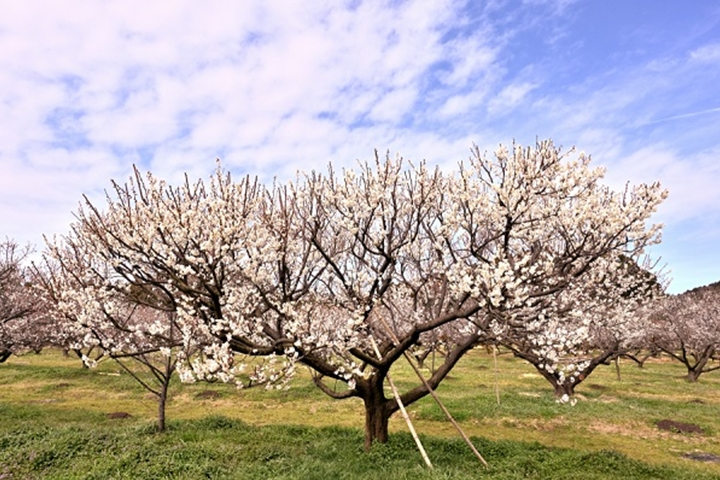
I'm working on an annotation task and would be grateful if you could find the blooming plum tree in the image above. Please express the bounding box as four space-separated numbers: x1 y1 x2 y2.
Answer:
440 141 667 399
45 138 667 445
276 159 486 448
49 158 486 448
0 240 51 362
496 257 663 397
648 282 720 382
38 238 209 432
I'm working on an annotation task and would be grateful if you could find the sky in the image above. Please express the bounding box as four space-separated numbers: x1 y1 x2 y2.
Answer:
0 0 718 294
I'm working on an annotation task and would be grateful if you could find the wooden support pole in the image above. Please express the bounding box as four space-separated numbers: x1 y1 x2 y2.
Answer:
494 344 500 406
376 319 489 467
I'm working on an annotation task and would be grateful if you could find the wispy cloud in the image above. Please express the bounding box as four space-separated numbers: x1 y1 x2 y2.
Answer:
641 107 720 125
690 42 720 63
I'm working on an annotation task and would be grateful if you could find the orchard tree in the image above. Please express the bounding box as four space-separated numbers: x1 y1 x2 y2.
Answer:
48 139 666 447
495 257 664 397
56 158 486 449
53 166 298 389
0 240 51 362
648 282 720 382
278 160 487 448
38 239 209 432
441 141 666 399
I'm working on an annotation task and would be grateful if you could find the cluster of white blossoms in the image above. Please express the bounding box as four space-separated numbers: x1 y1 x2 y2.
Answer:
37 141 666 406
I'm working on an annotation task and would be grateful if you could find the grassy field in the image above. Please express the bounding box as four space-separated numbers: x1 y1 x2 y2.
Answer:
1 349 719 479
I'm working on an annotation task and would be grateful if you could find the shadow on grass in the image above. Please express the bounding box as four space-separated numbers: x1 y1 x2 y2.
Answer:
0 415 716 480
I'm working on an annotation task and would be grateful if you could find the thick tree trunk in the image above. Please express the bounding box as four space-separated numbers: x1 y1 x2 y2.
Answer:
363 398 391 449
681 349 714 382
533 366 577 397
553 381 576 397
359 374 394 450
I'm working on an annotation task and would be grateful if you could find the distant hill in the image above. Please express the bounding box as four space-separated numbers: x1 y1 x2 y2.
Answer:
683 280 720 296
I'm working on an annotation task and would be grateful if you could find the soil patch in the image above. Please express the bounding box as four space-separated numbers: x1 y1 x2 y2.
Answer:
196 390 222 400
682 451 720 463
107 412 132 419
656 419 703 435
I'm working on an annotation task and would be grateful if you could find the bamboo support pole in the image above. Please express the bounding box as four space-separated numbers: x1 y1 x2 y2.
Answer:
494 344 500 405
377 319 489 467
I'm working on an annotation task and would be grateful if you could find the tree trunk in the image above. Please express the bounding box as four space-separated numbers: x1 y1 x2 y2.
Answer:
530 363 577 397
685 350 713 382
686 368 702 383
413 349 431 370
359 375 394 450
157 378 169 433
364 399 391 449
551 378 576 398
530 366 577 398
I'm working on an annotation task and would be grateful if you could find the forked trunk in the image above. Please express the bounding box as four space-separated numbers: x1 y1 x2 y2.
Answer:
532 364 577 398
686 368 702 383
685 352 713 382
552 381 576 398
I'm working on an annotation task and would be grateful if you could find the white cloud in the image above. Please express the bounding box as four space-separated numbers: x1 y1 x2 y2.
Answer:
521 0 578 13
690 43 720 64
440 36 498 88
487 82 537 115
601 146 720 225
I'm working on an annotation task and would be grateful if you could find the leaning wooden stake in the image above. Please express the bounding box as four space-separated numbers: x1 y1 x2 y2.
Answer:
370 337 433 470
376 320 489 467
493 344 500 405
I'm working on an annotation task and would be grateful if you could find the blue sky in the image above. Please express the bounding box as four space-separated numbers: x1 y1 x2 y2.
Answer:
1 0 718 293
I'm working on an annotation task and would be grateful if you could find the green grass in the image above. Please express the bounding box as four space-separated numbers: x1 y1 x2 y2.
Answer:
1 350 719 479
0 416 717 479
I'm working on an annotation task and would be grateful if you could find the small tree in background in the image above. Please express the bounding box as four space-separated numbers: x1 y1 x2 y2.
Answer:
648 282 720 382
0 240 53 362
496 257 664 397
38 240 209 432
